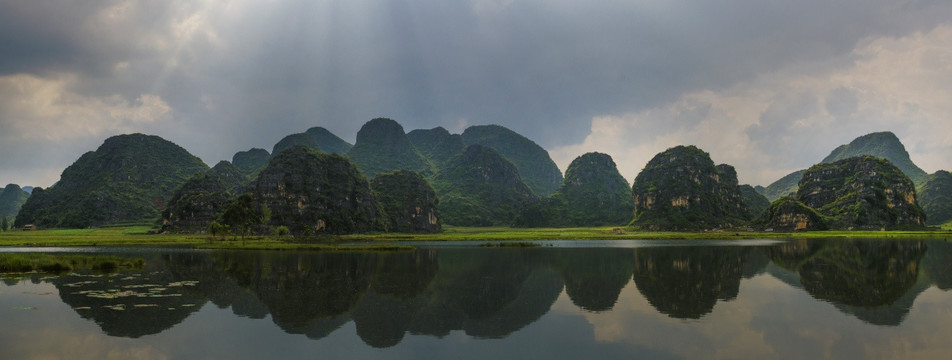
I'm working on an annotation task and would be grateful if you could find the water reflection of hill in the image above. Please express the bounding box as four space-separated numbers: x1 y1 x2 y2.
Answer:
15 238 952 346
765 239 928 326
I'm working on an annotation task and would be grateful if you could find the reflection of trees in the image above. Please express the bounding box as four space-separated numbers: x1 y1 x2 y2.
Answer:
53 253 212 338
765 239 928 326
550 248 634 312
798 240 925 307
923 241 952 290
632 246 751 319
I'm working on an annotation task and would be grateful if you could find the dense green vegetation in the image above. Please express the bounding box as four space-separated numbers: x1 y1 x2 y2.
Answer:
407 127 465 168
630 146 751 231
765 131 929 201
0 253 144 273
0 183 30 226
208 160 248 193
162 174 231 233
431 145 537 226
256 146 385 235
305 126 353 154
347 118 434 179
232 148 271 176
272 133 322 156
917 170 952 225
461 125 563 197
371 170 441 233
760 156 926 230
15 134 209 229
514 152 633 227
755 196 828 231
739 184 770 219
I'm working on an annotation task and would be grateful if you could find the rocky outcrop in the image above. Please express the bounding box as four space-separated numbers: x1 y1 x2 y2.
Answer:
758 156 926 230
630 145 751 231
461 125 563 197
798 156 925 229
209 161 247 194
162 174 230 233
346 118 434 179
432 145 537 226
371 170 441 233
16 134 208 228
514 152 633 227
755 196 827 231
254 146 384 235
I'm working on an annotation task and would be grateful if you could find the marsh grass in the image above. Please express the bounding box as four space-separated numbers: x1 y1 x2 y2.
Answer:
0 253 144 273
2 225 950 250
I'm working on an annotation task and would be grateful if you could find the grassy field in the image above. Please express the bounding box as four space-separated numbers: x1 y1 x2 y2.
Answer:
1 225 950 250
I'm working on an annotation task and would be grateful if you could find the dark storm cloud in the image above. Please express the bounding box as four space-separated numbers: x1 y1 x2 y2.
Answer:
3 0 952 187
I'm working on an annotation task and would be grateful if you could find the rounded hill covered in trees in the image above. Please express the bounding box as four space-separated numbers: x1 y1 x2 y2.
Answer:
515 152 633 227
347 118 434 179
432 145 537 226
16 134 208 228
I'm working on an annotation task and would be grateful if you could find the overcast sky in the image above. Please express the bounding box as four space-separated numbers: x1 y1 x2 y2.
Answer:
3 0 952 188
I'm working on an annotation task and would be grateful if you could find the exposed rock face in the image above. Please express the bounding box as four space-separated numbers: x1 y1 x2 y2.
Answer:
162 174 230 233
798 156 925 229
461 125 563 197
16 134 208 228
407 127 465 168
254 146 384 235
232 148 271 175
918 170 952 225
630 146 751 231
272 133 321 157
305 126 353 154
371 170 441 233
755 196 827 231
514 152 633 227
347 118 434 179
739 185 770 219
432 145 537 226
209 161 247 194
0 184 30 224
759 156 926 230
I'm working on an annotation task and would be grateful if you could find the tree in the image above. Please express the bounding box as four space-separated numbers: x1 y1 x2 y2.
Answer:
1 217 8 231
223 194 257 239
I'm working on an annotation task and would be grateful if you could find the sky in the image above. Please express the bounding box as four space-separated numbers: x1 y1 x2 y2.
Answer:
2 0 952 188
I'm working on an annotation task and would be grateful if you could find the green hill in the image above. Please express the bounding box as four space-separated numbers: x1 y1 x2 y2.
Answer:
255 146 384 234
208 161 248 194
305 126 353 154
918 170 952 226
272 133 321 157
162 174 230 233
739 184 770 219
232 148 271 176
346 118 434 179
15 134 208 228
759 156 926 230
371 170 441 233
407 127 465 168
0 184 30 227
432 145 537 226
461 125 563 197
514 152 633 227
630 145 751 231
764 131 928 201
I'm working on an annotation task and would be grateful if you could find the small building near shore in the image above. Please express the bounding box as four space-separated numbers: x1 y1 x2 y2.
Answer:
22 224 37 231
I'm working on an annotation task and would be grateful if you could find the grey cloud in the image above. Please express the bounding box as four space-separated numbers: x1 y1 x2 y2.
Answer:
4 0 952 186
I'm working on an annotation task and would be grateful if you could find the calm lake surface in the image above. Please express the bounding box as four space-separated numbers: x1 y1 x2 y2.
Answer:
2 238 952 359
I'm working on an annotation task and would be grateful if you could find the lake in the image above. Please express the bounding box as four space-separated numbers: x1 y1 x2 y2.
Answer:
2 238 951 359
